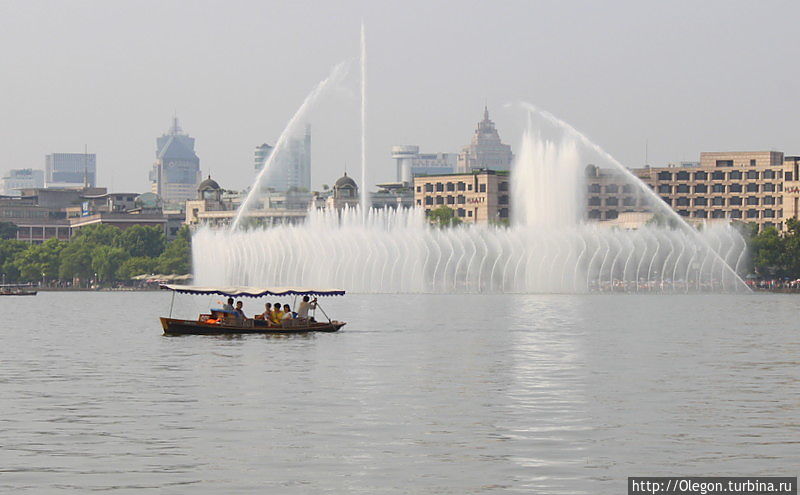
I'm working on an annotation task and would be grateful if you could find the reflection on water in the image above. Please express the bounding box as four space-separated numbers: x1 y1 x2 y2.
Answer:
1 292 798 494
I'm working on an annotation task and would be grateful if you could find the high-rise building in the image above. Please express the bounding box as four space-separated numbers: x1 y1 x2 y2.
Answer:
149 117 201 204
391 145 456 183
456 107 514 173
45 153 96 188
255 126 311 192
1 169 44 196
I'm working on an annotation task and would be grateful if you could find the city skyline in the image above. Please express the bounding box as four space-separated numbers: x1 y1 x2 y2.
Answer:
0 1 798 194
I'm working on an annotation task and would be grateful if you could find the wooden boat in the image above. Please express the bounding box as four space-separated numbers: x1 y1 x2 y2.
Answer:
0 285 37 296
159 284 347 336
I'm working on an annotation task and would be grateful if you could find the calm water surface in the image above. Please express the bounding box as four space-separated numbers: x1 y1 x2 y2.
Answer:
1 292 798 494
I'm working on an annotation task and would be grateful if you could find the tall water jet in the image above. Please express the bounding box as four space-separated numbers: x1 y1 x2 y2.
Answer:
360 21 368 218
231 62 348 230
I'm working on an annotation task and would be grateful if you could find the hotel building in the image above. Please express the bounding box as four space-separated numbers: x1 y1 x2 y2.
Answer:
413 169 509 224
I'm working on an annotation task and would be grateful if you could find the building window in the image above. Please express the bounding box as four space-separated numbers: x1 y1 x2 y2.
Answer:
416 186 422 193
456 208 465 217
763 170 775 179
623 196 635 206
435 183 444 192
746 183 759 192
678 210 690 217
446 182 455 192
661 196 672 205
694 210 708 218
424 183 433 192
468 184 473 191
712 210 726 219
676 171 690 180
763 183 775 192
435 196 444 205
589 197 601 206
712 184 725 193
446 195 455 205
764 209 775 218
676 184 689 193
676 197 690 206
416 199 422 206
730 210 742 218
622 184 633 193
694 184 708 193
499 195 509 205
605 184 618 193
750 159 757 167
729 183 742 193
694 171 708 180
763 196 775 205
747 209 759 218
747 170 759 179
606 197 618 206
499 208 509 218
499 182 509 191
588 209 601 219
729 170 742 180
457 195 465 204
467 210 473 217
786 171 794 181
479 184 486 193
589 184 601 193
425 196 433 205
658 184 671 194
606 210 619 220
716 160 733 167
729 196 742 206
746 196 759 205
658 171 672 180
693 197 707 206
712 197 724 206
712 171 725 180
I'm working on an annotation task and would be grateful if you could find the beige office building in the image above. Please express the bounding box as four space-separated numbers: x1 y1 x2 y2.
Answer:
413 170 509 224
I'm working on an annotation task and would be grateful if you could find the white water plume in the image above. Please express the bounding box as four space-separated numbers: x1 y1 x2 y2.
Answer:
232 62 349 230
360 20 368 218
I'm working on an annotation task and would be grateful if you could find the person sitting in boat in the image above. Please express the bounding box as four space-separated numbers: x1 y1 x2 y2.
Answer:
282 304 294 321
271 302 284 324
222 297 234 311
256 303 271 321
234 301 247 324
296 296 317 321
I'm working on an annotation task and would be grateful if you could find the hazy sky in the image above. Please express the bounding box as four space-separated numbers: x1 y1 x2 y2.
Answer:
0 0 798 193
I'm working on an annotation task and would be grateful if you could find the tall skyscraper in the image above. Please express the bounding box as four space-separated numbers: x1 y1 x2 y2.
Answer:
255 125 311 192
149 117 201 204
45 153 96 188
456 106 514 172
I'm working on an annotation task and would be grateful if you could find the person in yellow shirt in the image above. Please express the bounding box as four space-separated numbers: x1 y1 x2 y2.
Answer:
271 301 284 324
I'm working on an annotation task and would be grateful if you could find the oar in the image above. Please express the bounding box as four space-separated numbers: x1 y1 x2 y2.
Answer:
315 300 332 323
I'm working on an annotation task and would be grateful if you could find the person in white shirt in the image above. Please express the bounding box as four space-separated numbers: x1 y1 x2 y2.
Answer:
296 296 317 320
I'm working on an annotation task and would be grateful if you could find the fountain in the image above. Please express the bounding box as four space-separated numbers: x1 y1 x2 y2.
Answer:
196 30 750 294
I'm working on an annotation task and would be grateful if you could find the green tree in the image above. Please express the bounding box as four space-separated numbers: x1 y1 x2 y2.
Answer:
428 206 462 228
72 224 121 246
58 241 94 282
0 239 28 282
12 238 65 282
115 225 166 258
91 245 130 282
0 221 18 240
156 235 191 274
749 226 784 277
117 256 157 280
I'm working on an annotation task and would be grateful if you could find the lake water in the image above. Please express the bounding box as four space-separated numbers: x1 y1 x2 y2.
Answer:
1 292 798 494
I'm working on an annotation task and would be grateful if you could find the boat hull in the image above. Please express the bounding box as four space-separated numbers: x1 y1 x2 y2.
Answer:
160 317 345 335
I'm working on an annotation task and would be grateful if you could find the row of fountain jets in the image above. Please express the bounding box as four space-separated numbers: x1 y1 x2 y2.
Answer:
194 24 751 294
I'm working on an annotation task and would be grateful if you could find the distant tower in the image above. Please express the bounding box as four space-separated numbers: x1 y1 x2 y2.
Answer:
456 106 514 172
149 117 201 204
257 125 312 192
326 172 359 211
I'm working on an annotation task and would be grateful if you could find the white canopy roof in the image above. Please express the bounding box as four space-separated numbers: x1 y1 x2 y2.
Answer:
160 284 345 297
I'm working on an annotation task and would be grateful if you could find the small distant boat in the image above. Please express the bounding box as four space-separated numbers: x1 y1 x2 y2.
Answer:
159 284 346 335
0 284 37 296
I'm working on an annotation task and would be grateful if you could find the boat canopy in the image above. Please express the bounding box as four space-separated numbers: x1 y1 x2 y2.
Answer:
159 284 345 297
